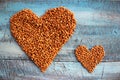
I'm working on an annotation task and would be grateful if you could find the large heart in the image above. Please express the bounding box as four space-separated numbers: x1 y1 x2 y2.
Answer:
75 45 105 73
10 7 76 72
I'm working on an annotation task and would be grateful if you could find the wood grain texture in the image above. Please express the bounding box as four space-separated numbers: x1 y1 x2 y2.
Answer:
0 39 120 62
0 60 120 80
0 0 120 80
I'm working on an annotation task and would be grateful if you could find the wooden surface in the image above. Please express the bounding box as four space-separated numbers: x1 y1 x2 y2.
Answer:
0 0 120 80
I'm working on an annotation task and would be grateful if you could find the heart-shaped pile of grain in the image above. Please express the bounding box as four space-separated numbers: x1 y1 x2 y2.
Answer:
75 45 105 73
10 7 76 72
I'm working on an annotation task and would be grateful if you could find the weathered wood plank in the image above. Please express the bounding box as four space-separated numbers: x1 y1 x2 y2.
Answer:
0 60 120 80
0 37 120 62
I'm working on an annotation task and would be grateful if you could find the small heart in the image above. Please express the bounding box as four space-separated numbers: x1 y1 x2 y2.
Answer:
75 45 105 73
10 7 76 72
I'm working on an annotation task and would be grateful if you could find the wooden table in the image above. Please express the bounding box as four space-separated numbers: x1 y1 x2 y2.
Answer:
0 0 120 80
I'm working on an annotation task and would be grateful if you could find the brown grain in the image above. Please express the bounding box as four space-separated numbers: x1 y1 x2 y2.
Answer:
10 7 76 72
75 45 105 73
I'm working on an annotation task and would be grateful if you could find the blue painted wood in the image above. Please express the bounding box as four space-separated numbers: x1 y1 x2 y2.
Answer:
0 0 120 79
0 60 120 80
